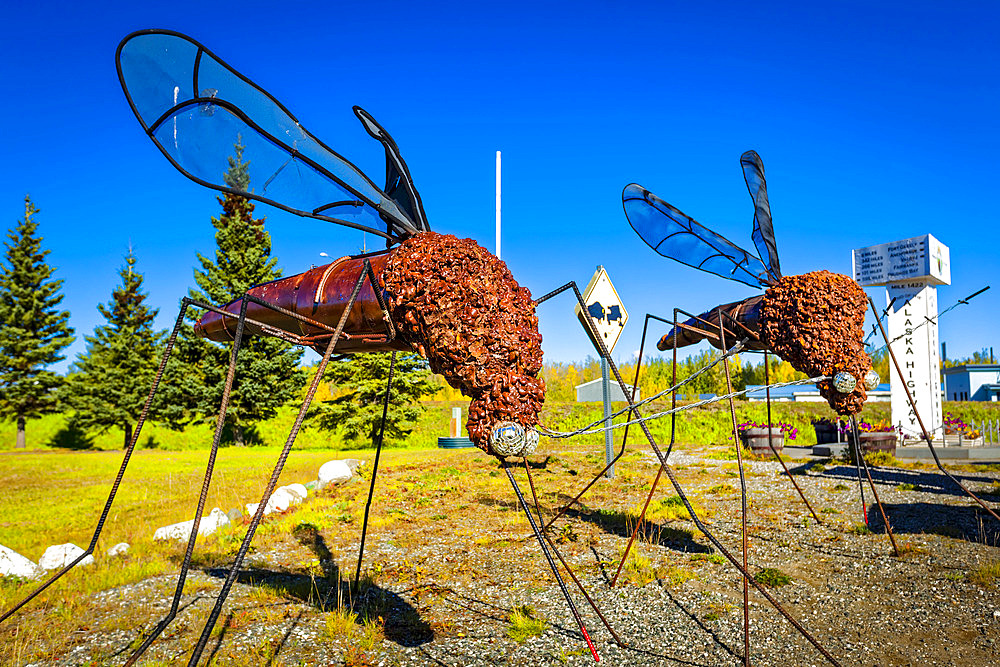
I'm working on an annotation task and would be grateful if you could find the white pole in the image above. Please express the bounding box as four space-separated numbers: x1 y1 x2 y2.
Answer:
495 150 501 260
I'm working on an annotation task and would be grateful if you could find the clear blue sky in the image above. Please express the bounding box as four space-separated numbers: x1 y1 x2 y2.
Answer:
1 1 997 373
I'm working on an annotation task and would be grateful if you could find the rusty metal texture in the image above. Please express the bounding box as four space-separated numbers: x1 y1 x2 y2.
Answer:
195 251 411 355
760 270 872 414
657 295 765 351
380 232 545 451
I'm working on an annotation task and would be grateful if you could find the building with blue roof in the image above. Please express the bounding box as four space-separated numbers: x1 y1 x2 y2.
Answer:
942 364 1000 401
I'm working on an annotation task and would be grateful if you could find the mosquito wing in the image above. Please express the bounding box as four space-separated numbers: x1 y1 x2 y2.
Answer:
623 184 773 288
116 29 424 243
741 150 781 281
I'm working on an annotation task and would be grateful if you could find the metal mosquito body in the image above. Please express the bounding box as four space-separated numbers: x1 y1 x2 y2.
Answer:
0 29 607 665
623 152 878 415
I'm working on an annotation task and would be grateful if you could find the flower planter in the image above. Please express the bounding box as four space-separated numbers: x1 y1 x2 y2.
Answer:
848 432 897 463
739 428 784 455
860 432 897 455
813 423 838 445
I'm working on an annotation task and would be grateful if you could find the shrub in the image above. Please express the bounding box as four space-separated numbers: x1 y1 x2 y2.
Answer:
506 605 547 642
753 567 792 587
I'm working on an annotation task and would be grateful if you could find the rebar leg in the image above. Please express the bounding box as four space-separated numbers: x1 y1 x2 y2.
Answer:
610 465 663 588
850 417 901 556
573 283 841 666
539 281 839 665
124 297 256 665
523 459 626 647
503 461 599 662
0 298 196 625
849 417 869 525
184 268 369 667
867 297 1000 523
720 323 751 667
354 351 397 588
763 352 822 524
537 310 671 533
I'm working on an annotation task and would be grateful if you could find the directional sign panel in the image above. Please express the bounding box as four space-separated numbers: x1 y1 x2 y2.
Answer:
574 266 629 353
852 234 951 287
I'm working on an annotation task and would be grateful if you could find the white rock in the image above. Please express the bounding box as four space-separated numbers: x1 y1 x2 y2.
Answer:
269 487 296 513
153 508 230 541
0 544 38 579
107 542 130 557
226 507 243 523
245 485 306 518
38 543 93 571
318 460 357 487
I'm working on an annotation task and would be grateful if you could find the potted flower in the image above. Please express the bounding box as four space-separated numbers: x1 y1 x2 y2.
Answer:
942 412 982 444
846 420 898 461
737 421 797 455
811 417 840 445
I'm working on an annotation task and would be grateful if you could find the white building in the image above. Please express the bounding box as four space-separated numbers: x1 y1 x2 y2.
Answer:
942 364 1000 401
745 383 891 403
575 379 640 403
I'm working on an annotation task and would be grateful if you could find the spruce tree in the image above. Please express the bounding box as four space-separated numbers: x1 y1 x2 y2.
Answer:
311 352 437 446
63 248 166 449
0 196 74 448
181 142 304 445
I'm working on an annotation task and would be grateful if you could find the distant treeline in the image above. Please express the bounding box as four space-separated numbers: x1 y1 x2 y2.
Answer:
430 346 894 402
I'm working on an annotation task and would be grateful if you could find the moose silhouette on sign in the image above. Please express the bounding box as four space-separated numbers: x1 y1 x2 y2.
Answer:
587 301 624 329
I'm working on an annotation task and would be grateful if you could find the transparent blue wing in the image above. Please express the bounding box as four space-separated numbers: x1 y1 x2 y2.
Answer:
116 29 422 242
623 183 772 288
741 150 781 281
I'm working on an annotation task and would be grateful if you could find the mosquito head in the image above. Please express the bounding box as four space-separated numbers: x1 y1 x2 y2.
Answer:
490 421 539 458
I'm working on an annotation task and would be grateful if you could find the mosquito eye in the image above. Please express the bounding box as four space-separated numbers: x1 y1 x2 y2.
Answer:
490 421 525 457
523 428 539 456
832 372 857 393
864 370 880 391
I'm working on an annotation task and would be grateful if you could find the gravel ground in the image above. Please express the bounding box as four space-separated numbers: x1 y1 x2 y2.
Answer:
8 449 1000 667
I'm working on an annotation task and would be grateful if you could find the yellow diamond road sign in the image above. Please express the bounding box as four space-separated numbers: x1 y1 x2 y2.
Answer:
575 266 628 354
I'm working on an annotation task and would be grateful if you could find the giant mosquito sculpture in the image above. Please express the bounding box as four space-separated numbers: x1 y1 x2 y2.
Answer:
538 150 999 666
0 29 735 666
0 29 604 665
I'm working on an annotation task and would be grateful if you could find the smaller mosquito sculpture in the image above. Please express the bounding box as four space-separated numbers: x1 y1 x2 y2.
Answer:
550 150 998 667
620 150 999 527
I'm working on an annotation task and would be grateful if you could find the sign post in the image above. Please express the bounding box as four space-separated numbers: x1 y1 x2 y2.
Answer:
575 266 629 477
853 234 950 439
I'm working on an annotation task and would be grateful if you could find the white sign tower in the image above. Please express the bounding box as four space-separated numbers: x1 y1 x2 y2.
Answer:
852 234 951 439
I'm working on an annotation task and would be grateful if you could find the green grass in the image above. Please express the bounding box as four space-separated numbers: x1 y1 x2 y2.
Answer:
969 561 1000 586
2 396 994 663
506 605 547 643
7 399 1000 453
0 448 347 559
753 567 792 587
644 495 691 522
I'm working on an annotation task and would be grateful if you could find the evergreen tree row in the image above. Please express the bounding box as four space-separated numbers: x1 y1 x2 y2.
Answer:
1 144 435 450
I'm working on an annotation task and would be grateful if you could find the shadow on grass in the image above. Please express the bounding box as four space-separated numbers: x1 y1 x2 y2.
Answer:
563 506 713 554
198 522 433 650
47 422 94 450
493 455 552 470
865 501 1000 545
820 464 997 501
